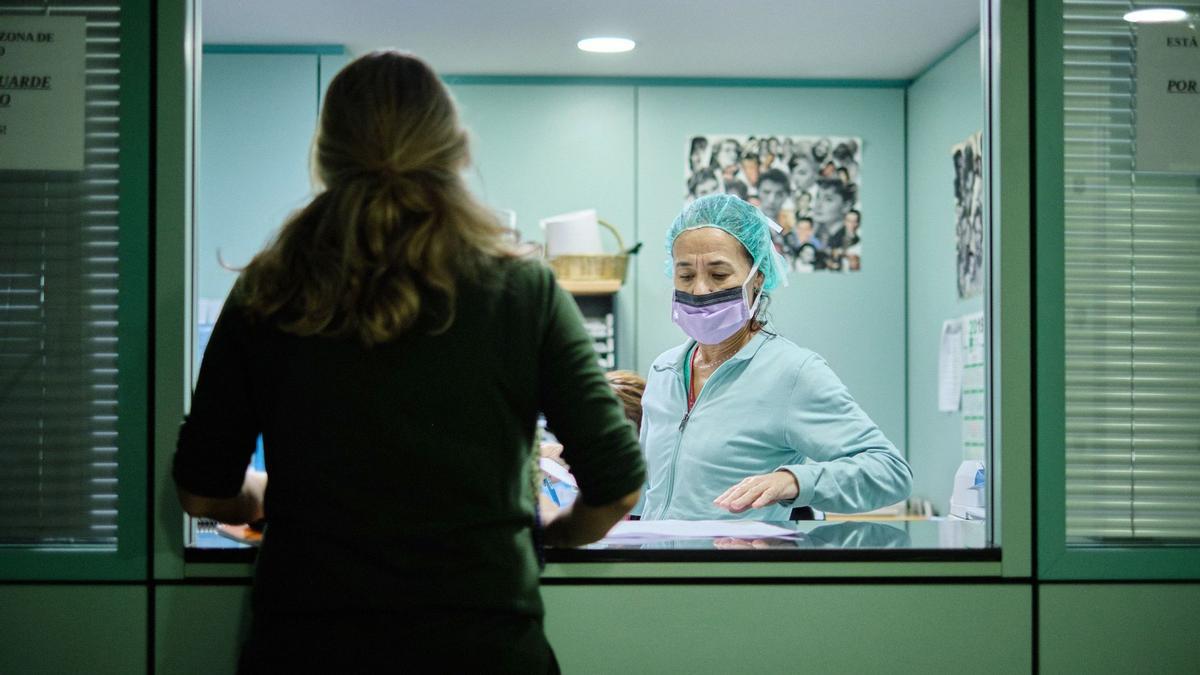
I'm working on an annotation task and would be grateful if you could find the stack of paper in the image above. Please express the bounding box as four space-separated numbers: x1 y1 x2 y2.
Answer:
601 519 799 544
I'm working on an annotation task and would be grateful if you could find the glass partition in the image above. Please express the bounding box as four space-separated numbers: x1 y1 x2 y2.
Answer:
1062 0 1200 545
183 0 1000 560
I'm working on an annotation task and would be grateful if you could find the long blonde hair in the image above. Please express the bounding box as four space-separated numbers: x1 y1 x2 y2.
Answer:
238 51 513 344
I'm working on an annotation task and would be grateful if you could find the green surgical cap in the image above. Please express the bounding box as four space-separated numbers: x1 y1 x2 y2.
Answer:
665 194 789 291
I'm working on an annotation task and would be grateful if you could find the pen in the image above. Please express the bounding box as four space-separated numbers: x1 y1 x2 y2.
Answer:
543 477 560 506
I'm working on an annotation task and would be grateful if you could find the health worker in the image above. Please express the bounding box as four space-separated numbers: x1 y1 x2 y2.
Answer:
638 193 912 520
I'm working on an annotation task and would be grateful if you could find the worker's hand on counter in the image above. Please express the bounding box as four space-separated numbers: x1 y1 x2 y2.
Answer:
712 470 799 513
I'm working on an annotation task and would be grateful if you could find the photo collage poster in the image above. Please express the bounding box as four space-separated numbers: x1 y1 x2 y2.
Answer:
952 131 984 299
686 135 864 273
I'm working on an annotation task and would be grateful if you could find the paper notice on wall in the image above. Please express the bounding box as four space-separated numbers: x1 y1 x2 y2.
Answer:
1134 22 1200 174
937 319 964 412
960 312 986 460
0 16 88 171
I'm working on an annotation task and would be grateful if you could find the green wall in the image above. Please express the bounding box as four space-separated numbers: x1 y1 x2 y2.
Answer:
454 82 908 445
636 86 908 446
544 584 1031 673
155 585 252 673
905 33 985 514
1039 584 1200 673
195 63 911 442
197 53 319 310
0 585 147 674
453 84 639 369
8 1 1199 671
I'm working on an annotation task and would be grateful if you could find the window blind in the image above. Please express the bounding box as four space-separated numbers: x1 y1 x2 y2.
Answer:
0 1 122 546
1064 0 1200 542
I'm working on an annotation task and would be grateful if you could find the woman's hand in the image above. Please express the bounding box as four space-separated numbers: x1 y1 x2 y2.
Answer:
539 442 569 469
713 471 799 513
537 492 562 523
177 467 267 525
713 537 799 550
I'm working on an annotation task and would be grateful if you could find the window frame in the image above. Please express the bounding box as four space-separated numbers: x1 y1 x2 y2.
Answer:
0 0 151 581
155 0 1034 581
1033 0 1200 581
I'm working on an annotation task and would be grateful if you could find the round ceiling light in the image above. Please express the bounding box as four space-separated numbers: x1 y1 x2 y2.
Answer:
577 37 636 53
1123 8 1189 22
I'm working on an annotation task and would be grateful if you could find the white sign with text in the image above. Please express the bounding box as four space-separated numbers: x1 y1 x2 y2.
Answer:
1135 23 1200 173
0 16 87 171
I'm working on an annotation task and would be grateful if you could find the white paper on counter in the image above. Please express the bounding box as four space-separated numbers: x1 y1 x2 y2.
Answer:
602 519 799 543
937 319 964 412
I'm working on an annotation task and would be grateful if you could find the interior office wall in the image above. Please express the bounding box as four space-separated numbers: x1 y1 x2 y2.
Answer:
635 86 907 448
454 82 908 448
197 52 348 321
197 53 319 311
452 84 639 370
904 33 985 514
197 60 908 444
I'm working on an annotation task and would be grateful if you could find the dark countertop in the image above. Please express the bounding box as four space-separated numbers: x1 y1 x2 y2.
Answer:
186 517 995 565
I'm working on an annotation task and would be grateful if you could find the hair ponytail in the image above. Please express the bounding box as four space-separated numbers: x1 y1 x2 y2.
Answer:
237 51 514 345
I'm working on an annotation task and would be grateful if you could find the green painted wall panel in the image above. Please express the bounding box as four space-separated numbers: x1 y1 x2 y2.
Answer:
156 585 252 674
1040 584 1200 673
905 32 984 515
543 584 1030 673
0 586 147 674
635 86 908 446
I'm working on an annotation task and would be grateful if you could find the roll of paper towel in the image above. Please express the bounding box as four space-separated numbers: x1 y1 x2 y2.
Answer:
541 209 603 257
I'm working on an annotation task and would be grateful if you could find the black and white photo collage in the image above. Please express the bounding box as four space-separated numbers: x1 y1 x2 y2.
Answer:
952 131 984 299
687 134 864 272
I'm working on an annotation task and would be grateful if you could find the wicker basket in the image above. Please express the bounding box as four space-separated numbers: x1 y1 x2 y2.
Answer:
547 219 629 287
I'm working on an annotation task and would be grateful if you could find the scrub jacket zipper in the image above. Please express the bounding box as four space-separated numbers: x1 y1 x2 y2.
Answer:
656 353 733 519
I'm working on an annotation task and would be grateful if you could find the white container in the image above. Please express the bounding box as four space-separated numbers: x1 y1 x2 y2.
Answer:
949 460 987 520
541 209 603 257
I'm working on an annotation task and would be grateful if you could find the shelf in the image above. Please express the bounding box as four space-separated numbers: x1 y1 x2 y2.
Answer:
559 279 621 295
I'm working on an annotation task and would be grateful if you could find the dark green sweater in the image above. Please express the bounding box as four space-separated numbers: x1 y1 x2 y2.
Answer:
173 259 645 617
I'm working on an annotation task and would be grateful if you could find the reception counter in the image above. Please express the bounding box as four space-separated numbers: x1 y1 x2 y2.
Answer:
185 518 994 568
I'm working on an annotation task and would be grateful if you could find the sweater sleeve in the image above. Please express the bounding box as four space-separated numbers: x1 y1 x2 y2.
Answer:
777 355 912 513
534 268 646 507
172 299 260 498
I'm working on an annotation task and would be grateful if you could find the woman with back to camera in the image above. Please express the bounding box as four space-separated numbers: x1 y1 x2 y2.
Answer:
172 51 644 673
637 194 910 521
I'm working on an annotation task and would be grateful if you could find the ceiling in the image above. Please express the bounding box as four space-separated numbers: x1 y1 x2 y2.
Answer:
201 0 982 80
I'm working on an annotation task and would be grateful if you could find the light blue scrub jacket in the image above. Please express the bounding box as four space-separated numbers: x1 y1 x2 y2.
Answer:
637 328 912 520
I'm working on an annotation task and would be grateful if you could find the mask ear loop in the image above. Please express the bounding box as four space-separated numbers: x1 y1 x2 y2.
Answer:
763 217 791 288
742 257 764 315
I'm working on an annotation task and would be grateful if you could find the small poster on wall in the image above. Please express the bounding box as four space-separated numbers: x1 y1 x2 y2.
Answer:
0 16 87 171
1134 22 1200 174
686 134 864 273
951 131 984 299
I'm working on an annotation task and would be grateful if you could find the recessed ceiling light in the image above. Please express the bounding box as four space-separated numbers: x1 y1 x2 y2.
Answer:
1123 8 1189 23
577 37 636 54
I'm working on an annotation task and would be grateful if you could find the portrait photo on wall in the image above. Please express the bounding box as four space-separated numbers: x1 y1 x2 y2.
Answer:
951 131 984 299
686 134 864 273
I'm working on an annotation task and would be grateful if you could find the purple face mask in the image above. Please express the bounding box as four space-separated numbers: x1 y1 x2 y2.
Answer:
671 261 762 345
